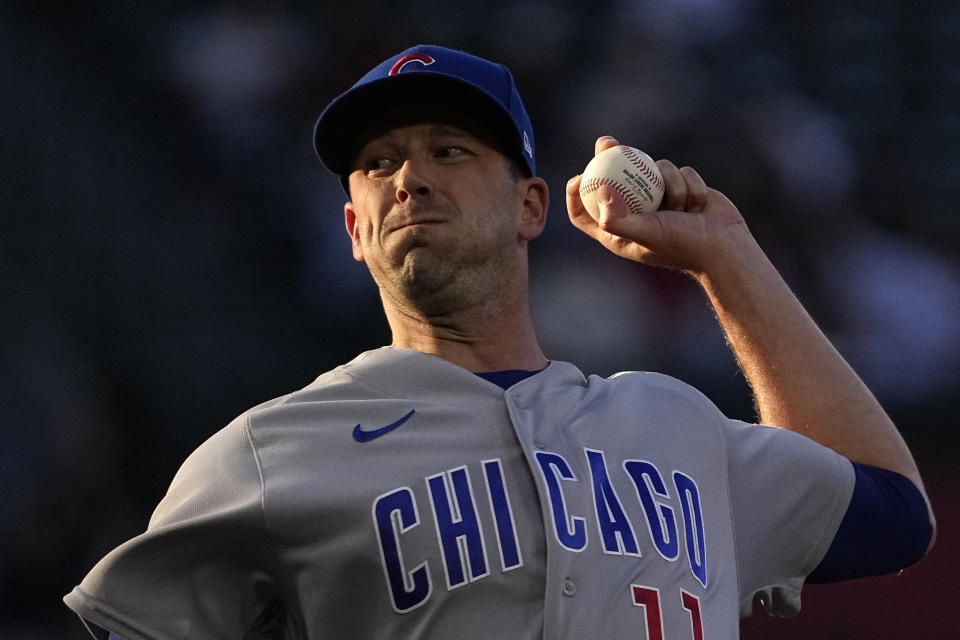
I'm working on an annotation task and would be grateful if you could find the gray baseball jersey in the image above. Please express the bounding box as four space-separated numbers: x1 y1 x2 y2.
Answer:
64 346 854 639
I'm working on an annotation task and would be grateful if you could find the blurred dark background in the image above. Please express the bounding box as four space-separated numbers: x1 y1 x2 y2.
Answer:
3 1 958 638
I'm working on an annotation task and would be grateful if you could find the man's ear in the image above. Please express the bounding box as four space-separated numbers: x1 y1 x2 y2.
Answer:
344 203 365 262
518 177 549 242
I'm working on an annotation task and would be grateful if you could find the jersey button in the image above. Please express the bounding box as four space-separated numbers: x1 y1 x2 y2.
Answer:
562 578 577 597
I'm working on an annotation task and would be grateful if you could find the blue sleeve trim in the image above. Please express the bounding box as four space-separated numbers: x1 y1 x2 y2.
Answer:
80 621 114 640
808 462 931 583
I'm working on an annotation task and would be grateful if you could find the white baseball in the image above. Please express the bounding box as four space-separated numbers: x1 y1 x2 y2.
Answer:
579 145 664 221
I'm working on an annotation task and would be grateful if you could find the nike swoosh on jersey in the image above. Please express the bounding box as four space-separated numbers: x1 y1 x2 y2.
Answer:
353 409 416 442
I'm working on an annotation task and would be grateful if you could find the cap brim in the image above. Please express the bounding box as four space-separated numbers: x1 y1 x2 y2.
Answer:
313 73 524 177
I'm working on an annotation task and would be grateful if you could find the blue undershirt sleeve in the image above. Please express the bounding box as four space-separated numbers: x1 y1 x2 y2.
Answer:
807 461 931 583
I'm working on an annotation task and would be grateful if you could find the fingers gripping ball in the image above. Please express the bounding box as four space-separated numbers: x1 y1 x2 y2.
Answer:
579 145 664 220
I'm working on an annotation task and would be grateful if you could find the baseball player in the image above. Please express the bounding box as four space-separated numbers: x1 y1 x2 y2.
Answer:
65 45 934 640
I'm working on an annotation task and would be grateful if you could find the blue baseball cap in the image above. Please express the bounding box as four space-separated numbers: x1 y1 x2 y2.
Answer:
313 45 536 190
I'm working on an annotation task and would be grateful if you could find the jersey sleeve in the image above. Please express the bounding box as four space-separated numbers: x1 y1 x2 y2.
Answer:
63 414 286 640
722 419 856 618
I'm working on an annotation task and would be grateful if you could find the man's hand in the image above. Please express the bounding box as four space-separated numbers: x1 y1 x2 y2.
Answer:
567 134 933 541
566 136 750 277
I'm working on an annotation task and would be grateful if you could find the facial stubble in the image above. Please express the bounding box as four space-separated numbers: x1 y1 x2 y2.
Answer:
383 192 521 319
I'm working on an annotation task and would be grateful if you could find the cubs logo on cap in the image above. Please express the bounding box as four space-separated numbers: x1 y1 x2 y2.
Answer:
313 44 536 193
389 53 435 75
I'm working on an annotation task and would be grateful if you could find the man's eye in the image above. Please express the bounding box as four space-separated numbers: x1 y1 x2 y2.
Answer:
435 146 469 159
365 157 396 172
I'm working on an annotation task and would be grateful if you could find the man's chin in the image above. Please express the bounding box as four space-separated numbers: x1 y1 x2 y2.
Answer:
395 258 461 309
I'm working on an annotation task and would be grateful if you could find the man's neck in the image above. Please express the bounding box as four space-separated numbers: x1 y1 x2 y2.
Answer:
383 293 548 373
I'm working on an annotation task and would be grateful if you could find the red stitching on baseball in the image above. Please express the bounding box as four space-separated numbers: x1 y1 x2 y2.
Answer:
580 177 646 216
617 145 664 191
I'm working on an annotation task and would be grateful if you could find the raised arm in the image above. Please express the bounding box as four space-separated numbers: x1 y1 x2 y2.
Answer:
566 136 934 530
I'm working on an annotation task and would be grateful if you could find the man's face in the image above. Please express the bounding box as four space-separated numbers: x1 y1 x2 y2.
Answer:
343 116 540 313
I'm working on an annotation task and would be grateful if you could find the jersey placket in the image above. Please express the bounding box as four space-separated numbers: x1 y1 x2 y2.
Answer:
504 369 597 639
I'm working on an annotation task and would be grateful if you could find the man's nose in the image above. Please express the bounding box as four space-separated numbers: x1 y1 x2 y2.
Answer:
395 159 432 203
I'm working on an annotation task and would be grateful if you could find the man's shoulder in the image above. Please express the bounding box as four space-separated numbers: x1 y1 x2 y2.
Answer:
242 347 407 411
596 367 723 411
238 346 503 428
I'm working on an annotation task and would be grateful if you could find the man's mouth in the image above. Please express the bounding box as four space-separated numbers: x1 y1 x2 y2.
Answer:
389 218 445 232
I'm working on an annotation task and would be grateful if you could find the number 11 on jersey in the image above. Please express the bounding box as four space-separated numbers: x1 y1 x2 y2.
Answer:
631 585 704 640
